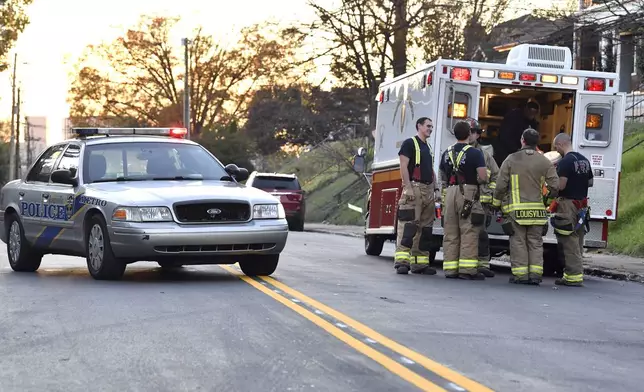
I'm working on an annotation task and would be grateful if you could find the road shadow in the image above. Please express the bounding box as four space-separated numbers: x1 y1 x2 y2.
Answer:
1 264 242 285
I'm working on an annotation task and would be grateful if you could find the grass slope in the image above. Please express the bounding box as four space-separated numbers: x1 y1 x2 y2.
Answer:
608 123 644 255
273 140 370 226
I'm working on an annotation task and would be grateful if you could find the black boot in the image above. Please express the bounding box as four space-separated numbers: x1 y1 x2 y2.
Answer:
459 272 486 280
396 265 410 274
478 267 495 278
412 266 437 275
509 276 531 284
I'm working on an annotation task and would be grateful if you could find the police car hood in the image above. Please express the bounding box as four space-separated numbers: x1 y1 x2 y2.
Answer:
85 180 278 205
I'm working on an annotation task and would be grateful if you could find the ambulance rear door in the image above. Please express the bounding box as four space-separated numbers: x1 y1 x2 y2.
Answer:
436 77 481 159
573 91 626 220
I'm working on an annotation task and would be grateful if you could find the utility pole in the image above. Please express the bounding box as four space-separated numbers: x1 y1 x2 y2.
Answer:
8 53 17 181
14 87 21 179
182 38 191 139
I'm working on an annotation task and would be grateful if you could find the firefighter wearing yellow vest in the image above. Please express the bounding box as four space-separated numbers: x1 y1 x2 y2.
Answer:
464 117 499 277
550 133 593 287
394 117 441 275
439 121 489 280
492 128 559 285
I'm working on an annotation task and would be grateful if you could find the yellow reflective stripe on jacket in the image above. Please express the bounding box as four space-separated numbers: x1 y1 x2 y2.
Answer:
488 182 496 189
480 195 492 203
492 197 502 207
501 202 547 213
511 174 520 205
554 227 574 236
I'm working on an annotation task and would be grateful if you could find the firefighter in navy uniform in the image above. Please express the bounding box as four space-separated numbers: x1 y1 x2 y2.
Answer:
464 117 499 278
550 133 593 287
439 121 489 280
394 117 441 275
492 128 559 285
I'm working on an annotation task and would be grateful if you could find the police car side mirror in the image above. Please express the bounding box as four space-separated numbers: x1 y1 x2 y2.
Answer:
51 169 78 187
225 163 240 176
236 168 249 182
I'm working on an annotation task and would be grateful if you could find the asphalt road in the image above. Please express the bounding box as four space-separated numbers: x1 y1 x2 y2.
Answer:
1 232 643 392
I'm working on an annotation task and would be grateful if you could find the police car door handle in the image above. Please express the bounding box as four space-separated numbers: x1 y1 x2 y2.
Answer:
18 191 24 197
42 193 50 199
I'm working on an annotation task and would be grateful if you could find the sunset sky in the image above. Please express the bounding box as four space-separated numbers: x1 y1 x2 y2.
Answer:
0 0 558 145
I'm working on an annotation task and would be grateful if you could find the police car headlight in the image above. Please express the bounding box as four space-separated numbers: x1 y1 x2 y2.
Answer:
253 203 285 219
112 207 173 222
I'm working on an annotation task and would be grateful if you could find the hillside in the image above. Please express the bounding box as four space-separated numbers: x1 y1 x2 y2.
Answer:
274 140 371 226
607 122 644 255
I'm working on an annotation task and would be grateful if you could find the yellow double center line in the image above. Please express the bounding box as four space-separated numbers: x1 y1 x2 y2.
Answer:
220 265 494 392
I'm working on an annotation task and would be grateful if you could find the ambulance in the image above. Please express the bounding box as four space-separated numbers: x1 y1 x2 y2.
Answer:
355 44 625 275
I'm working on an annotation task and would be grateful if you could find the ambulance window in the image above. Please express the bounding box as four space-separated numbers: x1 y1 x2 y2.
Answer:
584 104 611 146
447 92 470 119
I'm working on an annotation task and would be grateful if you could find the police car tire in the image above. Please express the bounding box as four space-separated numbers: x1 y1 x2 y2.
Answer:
239 254 279 276
85 214 126 280
6 213 42 272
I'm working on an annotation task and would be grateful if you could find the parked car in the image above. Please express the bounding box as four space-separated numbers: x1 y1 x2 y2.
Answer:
0 127 289 280
246 172 305 231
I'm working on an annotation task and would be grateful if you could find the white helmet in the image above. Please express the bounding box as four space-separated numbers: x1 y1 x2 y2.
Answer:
544 151 562 166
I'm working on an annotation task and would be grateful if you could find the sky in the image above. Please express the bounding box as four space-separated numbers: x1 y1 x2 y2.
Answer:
0 0 560 145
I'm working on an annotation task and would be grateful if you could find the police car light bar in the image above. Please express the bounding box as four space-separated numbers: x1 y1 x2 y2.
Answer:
72 127 188 138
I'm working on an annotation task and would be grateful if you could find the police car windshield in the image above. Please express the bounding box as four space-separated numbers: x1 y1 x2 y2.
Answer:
83 142 229 184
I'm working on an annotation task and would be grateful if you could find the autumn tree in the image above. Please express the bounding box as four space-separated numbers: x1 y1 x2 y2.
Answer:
303 0 442 126
0 0 33 72
243 84 370 156
68 15 307 136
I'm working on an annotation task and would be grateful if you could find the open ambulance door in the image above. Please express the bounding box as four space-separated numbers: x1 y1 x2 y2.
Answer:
436 79 481 156
572 92 626 221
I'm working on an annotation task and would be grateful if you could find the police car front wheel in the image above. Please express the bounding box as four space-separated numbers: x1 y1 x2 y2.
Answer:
6 213 42 272
85 214 126 280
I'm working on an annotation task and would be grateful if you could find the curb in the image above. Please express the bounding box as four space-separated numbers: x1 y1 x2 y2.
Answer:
583 267 644 284
303 228 363 238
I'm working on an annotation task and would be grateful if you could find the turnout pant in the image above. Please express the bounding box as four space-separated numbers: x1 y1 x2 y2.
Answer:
442 184 484 276
553 199 584 284
478 204 492 269
509 220 544 281
394 182 435 272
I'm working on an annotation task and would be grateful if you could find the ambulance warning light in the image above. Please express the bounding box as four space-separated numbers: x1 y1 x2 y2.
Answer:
450 67 471 81
585 78 606 91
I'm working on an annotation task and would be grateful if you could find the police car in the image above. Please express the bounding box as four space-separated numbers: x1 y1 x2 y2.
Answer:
0 127 289 280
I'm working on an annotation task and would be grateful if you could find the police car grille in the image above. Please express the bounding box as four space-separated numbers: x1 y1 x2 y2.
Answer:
154 243 277 253
174 202 251 223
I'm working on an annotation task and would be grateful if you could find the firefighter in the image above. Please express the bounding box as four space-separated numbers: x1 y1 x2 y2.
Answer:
495 100 540 166
550 133 594 287
464 117 499 278
439 120 489 280
492 128 559 285
394 117 440 275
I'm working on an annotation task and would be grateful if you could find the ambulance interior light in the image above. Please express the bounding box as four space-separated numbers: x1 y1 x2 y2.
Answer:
450 67 471 81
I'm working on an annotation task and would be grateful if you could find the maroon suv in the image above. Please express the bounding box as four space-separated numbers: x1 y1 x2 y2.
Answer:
247 172 305 231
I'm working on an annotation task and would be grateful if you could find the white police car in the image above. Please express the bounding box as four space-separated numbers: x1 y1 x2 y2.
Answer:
0 127 289 280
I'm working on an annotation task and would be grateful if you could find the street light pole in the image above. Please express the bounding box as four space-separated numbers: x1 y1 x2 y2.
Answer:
182 38 191 140
8 53 17 181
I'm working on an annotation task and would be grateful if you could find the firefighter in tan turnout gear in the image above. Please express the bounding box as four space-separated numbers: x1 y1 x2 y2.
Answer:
394 117 440 275
439 121 489 280
464 117 499 278
492 128 559 285
551 133 593 287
